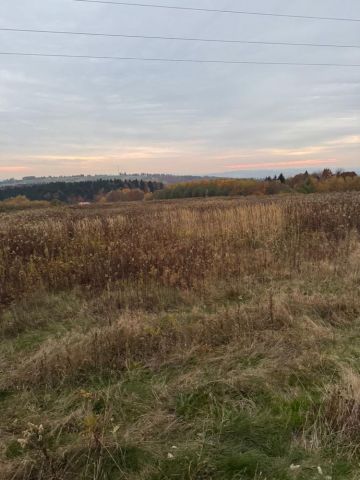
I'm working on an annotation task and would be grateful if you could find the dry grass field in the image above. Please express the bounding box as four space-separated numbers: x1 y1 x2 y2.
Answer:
1 193 360 479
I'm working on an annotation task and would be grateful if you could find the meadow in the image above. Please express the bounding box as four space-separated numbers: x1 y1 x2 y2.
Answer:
1 193 360 479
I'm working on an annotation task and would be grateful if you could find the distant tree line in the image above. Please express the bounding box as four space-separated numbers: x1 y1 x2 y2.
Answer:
0 179 163 204
0 173 211 188
154 169 360 199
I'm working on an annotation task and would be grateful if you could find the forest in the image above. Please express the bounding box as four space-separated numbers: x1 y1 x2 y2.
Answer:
154 169 360 199
0 179 163 203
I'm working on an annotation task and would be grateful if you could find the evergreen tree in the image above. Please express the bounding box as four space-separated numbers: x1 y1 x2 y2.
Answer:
278 173 286 184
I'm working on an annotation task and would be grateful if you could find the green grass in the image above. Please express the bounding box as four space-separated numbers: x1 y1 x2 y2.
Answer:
1 267 360 479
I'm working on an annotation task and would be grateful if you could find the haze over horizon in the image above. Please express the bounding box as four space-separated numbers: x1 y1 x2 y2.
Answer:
1 0 359 179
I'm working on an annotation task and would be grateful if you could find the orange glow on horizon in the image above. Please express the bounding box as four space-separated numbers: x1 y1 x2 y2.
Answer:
0 166 29 173
225 159 337 170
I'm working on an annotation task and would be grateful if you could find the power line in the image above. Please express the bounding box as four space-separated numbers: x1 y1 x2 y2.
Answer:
2 27 360 49
73 0 360 23
1 51 360 67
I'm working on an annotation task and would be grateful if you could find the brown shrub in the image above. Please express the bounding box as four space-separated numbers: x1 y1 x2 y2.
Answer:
0 194 359 305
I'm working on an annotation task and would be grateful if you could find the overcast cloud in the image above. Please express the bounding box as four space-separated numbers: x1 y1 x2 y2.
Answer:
0 0 359 177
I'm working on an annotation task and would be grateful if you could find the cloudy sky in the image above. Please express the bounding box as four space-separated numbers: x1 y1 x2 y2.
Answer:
0 0 359 178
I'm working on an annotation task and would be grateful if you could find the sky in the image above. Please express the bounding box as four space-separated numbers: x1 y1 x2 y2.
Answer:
0 0 359 178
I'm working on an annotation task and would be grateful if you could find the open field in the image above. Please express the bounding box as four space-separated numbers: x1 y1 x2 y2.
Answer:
1 193 360 479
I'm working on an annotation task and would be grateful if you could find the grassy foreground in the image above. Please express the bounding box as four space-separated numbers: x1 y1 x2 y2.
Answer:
1 194 360 479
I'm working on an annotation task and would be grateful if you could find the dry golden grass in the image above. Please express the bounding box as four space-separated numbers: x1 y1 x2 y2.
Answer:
1 193 359 305
1 193 360 480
